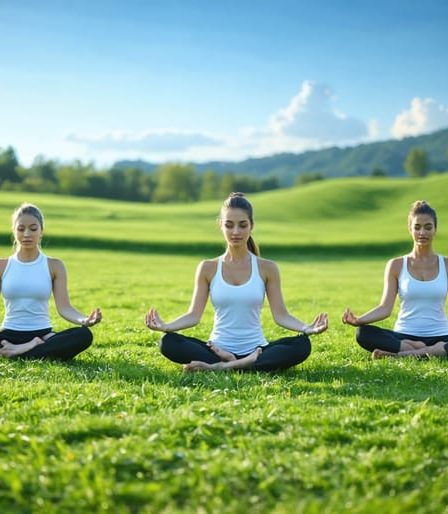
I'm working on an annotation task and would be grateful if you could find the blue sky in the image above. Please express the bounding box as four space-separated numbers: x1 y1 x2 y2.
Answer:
1 0 448 166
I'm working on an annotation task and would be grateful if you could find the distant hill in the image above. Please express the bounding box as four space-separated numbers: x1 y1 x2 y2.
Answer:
113 127 448 185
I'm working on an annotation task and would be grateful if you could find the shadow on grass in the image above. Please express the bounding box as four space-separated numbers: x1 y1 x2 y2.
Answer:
11 351 446 405
297 361 448 404
0 232 410 260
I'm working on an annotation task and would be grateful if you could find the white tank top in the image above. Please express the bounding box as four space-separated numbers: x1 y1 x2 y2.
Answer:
209 253 268 355
1 252 53 330
394 255 448 336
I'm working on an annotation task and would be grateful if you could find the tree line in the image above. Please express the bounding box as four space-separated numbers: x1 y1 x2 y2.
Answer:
0 145 445 203
0 147 279 202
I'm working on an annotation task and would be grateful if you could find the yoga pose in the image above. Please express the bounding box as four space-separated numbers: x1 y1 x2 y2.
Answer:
0 203 102 360
342 200 448 359
146 192 328 372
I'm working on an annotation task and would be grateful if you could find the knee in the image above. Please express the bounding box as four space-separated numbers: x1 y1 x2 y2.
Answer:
299 334 312 361
159 332 180 358
78 326 93 348
355 325 374 351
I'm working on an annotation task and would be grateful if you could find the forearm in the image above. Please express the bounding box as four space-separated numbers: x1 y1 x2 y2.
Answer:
356 305 391 325
274 312 308 333
163 312 200 332
57 306 87 325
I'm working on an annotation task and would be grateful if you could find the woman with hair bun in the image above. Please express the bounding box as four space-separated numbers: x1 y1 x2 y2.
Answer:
0 203 102 360
146 192 328 372
343 200 448 359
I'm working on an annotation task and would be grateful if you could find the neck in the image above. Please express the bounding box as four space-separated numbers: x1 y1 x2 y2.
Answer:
16 247 40 262
410 244 435 259
224 246 251 261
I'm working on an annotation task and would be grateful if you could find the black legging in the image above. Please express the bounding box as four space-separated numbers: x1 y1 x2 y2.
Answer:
0 326 93 360
160 332 311 372
356 325 448 354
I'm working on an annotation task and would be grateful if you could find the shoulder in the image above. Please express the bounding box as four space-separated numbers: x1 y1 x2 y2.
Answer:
257 257 279 280
0 258 9 277
196 258 219 281
47 257 66 277
386 256 404 277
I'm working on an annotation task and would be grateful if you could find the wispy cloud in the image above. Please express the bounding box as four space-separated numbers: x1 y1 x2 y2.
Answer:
64 81 379 163
391 97 448 138
65 130 223 153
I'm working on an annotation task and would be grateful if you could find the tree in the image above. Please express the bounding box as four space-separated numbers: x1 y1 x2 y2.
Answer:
0 146 20 185
153 163 199 202
371 167 387 177
404 148 429 177
57 161 90 195
295 172 324 185
200 169 221 200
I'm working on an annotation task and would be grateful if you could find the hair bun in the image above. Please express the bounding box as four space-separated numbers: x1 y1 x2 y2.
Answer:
229 192 245 198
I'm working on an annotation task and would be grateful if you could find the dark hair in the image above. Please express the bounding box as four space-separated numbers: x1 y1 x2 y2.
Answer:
408 200 437 229
221 192 260 256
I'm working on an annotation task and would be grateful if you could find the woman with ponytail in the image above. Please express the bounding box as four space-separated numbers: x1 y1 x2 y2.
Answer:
146 193 328 372
343 200 448 359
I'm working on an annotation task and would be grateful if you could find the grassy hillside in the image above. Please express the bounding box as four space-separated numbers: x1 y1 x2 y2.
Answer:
2 174 448 254
1 178 448 513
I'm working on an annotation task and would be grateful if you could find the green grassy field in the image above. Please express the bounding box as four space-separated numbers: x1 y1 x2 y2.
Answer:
1 176 448 513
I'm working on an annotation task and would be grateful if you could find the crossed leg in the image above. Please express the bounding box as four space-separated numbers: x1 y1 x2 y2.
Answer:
373 341 448 359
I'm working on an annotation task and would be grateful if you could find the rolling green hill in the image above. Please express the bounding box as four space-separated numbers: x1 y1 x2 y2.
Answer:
2 174 448 256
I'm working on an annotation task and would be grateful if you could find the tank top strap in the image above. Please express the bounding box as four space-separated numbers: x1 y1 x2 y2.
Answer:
438 255 447 279
250 253 261 282
216 255 224 281
401 255 408 278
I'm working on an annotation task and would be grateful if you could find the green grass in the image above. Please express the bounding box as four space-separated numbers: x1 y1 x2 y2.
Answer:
1 177 448 513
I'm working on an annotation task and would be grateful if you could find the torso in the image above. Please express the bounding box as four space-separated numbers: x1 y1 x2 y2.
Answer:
394 253 448 337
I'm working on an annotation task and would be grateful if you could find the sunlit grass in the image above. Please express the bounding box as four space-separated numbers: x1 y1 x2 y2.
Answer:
1 177 448 513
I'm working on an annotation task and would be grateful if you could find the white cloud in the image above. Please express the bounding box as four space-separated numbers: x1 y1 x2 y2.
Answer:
65 130 223 153
64 81 370 164
391 97 448 138
368 119 380 139
269 80 367 142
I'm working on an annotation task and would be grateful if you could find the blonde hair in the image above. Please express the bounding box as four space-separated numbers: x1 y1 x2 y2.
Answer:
11 203 44 248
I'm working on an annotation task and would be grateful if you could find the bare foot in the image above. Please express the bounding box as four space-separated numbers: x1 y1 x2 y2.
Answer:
183 361 224 372
0 337 44 358
372 348 397 360
207 342 236 362
183 347 263 372
400 339 426 351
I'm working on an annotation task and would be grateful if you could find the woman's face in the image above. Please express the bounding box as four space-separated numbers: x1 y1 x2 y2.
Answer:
220 208 252 248
409 214 436 246
14 214 43 250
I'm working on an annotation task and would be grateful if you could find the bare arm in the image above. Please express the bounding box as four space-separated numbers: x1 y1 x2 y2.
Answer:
264 259 328 335
145 260 213 333
0 258 7 292
49 258 102 326
342 258 401 326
